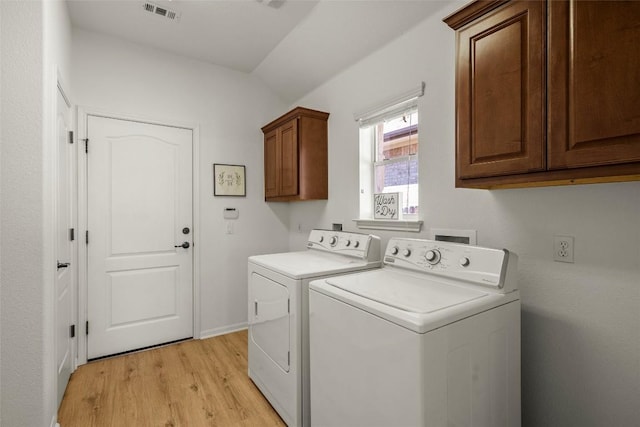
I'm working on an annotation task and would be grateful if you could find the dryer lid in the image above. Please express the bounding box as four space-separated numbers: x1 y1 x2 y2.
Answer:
324 269 487 314
249 251 380 279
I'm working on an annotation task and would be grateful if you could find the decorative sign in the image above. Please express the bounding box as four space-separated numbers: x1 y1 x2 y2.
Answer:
214 164 246 196
374 192 401 220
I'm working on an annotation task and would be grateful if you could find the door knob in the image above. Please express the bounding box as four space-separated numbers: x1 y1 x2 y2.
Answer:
57 261 70 269
174 242 190 249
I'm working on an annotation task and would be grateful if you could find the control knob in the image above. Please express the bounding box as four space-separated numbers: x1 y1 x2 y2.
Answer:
424 249 441 265
345 239 351 247
390 246 399 255
459 257 470 267
319 236 324 242
403 249 412 257
330 236 338 247
353 241 360 248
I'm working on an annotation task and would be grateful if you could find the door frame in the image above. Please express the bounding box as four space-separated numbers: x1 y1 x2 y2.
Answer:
54 72 76 394
50 68 77 421
76 107 201 365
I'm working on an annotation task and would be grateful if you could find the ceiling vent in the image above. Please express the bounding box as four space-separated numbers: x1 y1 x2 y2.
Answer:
143 2 181 22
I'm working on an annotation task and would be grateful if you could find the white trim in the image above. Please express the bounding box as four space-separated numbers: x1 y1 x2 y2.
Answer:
44 64 57 427
76 107 88 366
192 125 202 339
75 106 201 365
200 323 248 340
353 218 423 232
354 82 425 124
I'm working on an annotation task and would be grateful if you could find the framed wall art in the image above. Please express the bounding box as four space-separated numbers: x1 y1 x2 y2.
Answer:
213 164 246 197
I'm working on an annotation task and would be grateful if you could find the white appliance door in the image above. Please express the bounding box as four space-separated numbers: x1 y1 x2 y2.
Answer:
249 272 290 372
87 115 193 359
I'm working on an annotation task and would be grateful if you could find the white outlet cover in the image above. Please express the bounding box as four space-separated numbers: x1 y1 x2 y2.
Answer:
553 235 574 263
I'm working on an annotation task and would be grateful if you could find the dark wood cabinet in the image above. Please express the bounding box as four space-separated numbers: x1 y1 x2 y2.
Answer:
548 0 640 170
445 0 640 189
261 107 329 201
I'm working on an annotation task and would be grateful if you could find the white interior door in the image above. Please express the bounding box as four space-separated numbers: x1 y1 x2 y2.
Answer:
87 115 193 359
55 85 74 407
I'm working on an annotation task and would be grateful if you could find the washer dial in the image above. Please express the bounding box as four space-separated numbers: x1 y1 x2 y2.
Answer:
424 249 441 265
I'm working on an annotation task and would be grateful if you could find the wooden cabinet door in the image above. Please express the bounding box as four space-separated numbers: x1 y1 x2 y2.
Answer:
548 0 640 169
264 129 279 198
456 0 545 179
279 119 298 196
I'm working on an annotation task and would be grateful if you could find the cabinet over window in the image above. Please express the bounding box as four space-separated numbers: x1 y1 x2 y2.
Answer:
262 107 329 201
444 0 640 189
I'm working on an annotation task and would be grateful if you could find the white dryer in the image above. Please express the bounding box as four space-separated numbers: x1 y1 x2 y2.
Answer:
248 229 381 427
309 237 521 427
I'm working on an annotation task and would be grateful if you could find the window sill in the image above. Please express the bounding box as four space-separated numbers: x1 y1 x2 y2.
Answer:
353 219 423 232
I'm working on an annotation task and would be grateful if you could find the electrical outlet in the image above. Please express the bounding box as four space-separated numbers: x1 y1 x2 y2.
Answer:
553 235 574 263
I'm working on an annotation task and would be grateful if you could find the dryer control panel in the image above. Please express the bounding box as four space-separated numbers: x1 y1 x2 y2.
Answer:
383 238 518 292
307 229 381 262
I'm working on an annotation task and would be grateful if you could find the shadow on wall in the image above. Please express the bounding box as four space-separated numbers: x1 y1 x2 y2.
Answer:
266 199 292 229
521 306 638 427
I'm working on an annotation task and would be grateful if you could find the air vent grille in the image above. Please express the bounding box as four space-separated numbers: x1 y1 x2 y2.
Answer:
143 2 181 22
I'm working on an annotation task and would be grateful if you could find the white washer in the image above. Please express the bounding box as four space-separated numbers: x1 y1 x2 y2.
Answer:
248 229 381 426
309 238 521 427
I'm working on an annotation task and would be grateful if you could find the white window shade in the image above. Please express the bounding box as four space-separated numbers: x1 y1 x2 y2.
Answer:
354 82 425 127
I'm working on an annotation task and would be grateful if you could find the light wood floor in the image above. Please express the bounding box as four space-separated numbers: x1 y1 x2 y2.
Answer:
58 330 285 427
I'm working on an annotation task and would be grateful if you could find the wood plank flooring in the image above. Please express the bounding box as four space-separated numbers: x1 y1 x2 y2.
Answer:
58 330 285 427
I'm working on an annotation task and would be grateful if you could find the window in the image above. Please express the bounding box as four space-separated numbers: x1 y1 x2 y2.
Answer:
358 103 420 221
373 108 419 216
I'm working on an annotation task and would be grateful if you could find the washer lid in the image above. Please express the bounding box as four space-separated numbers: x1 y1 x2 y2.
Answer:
324 269 488 314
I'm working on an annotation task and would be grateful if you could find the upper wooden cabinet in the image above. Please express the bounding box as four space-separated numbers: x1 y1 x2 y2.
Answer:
548 1 640 169
445 0 640 189
261 107 329 201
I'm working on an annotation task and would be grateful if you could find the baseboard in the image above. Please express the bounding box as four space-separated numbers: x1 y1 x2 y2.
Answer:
199 322 247 340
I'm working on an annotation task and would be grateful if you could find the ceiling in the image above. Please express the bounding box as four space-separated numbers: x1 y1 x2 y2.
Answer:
67 0 448 103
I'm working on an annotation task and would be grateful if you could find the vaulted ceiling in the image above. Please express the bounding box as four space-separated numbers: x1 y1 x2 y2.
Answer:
68 0 447 102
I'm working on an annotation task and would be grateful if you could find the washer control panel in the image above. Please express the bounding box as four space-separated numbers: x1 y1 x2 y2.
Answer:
307 229 381 262
383 238 517 291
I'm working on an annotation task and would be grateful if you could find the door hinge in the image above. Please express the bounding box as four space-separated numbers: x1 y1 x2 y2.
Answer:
83 138 89 153
288 351 290 366
86 230 89 244
69 228 75 241
68 131 74 144
70 324 76 338
86 321 89 335
287 298 290 313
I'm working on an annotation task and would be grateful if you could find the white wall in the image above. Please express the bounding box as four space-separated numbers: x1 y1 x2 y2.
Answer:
289 2 640 426
0 4 3 425
1 3 47 425
71 29 290 338
1 2 47 425
43 1 73 424
1 0 72 425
